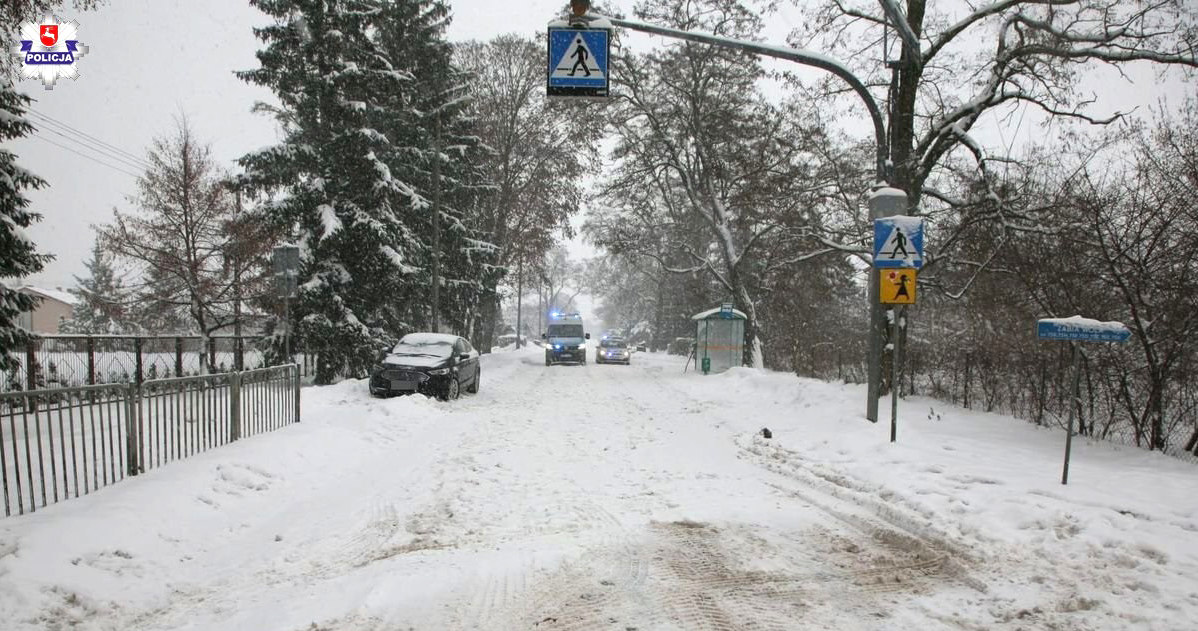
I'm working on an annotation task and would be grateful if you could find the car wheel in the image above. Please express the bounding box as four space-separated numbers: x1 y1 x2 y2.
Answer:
467 370 479 394
440 376 460 401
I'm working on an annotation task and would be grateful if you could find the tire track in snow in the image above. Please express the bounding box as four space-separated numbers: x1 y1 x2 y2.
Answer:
740 435 987 595
450 355 657 629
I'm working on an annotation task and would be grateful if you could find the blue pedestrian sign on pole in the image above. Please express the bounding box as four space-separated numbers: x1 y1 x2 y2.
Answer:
1036 317 1132 342
547 27 610 98
873 216 924 269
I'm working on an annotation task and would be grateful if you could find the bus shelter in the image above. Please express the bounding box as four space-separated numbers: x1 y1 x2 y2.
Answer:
692 305 746 374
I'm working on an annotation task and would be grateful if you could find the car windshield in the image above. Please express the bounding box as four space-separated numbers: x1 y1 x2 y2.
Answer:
391 338 454 358
600 339 627 348
548 324 583 338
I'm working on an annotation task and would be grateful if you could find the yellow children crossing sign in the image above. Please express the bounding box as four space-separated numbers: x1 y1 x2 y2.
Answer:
880 269 916 304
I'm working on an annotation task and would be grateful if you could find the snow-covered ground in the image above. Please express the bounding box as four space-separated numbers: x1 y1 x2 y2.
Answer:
2 345 1195 630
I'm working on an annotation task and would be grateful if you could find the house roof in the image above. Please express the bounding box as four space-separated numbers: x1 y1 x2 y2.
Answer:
691 306 747 320
19 285 79 306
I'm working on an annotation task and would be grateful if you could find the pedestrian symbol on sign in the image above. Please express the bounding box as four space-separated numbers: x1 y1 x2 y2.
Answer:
880 269 917 305
873 216 924 269
889 227 909 258
553 35 603 80
546 26 610 98
569 38 591 76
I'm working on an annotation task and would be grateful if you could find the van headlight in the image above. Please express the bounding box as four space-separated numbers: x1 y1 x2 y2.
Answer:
429 368 450 376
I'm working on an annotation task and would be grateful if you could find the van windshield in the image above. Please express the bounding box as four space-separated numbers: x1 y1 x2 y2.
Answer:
548 324 583 338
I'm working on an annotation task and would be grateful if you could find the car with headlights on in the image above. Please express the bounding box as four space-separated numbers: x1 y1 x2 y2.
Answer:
596 337 631 365
369 333 480 400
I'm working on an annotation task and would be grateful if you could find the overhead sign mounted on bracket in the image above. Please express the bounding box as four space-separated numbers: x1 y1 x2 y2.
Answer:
546 26 610 99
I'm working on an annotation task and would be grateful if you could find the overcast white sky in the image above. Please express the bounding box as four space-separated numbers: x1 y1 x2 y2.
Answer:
9 0 1191 291
10 0 578 289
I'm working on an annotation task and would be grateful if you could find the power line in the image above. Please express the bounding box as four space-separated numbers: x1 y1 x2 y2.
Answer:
30 134 143 178
29 113 152 172
32 124 151 173
28 107 150 167
31 117 152 172
27 108 152 170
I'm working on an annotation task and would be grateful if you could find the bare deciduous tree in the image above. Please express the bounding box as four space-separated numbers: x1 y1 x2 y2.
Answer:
99 118 247 363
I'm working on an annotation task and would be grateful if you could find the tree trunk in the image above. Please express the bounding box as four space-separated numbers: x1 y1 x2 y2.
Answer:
652 271 665 351
732 280 761 369
1149 372 1166 451
474 285 499 354
1184 428 1198 455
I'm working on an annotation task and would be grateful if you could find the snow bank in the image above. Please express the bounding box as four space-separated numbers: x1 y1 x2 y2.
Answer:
1 349 1193 630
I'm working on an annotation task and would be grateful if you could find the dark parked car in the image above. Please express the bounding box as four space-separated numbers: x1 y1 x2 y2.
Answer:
596 337 631 365
370 333 480 400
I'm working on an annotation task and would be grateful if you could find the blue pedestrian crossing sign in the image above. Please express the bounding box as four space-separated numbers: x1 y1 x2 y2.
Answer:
547 27 610 98
873 216 925 269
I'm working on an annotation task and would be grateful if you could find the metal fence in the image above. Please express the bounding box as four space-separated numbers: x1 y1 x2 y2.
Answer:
2 335 317 393
1 364 301 518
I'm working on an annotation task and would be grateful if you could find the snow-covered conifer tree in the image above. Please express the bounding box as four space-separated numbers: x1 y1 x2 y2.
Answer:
241 0 491 380
0 87 50 369
61 240 131 334
240 0 474 382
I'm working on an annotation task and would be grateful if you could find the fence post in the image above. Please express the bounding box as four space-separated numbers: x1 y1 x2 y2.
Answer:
230 371 241 441
175 337 184 377
134 337 144 386
125 383 140 477
25 339 37 391
294 364 301 423
87 336 96 386
963 353 972 409
1036 357 1047 426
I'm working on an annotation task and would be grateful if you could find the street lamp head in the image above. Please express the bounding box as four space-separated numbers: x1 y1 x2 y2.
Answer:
570 0 591 17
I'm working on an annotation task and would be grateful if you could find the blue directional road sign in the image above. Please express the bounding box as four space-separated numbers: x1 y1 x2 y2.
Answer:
873 216 924 269
547 27 609 98
1037 319 1131 343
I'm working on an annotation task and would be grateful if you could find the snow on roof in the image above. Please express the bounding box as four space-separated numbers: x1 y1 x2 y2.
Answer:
869 187 908 202
20 285 78 306
692 306 747 320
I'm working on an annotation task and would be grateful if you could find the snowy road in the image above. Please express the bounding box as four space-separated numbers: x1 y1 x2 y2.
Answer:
2 346 1197 630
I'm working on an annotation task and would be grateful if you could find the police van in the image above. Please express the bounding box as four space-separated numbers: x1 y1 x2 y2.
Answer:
543 312 590 365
